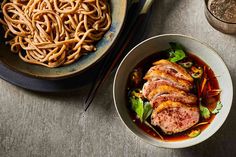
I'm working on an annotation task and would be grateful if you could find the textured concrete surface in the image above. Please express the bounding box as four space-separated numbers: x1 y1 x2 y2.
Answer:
0 0 236 157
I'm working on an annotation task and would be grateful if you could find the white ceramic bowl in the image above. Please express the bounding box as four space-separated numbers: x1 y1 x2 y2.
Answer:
113 34 233 148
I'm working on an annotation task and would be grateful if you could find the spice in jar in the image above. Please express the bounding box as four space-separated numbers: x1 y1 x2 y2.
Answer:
208 0 236 23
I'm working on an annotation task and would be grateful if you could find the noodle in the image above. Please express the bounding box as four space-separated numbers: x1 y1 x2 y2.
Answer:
0 0 111 68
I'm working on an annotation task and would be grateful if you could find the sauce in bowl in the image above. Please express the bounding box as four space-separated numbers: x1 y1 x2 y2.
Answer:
127 51 220 141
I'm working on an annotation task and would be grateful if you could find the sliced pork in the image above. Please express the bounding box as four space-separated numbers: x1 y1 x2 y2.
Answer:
150 93 197 108
151 101 200 134
146 85 185 100
143 69 193 91
142 79 190 98
153 59 193 82
141 59 199 134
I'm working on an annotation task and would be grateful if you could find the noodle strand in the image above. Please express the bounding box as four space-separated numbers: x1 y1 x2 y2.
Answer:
0 0 111 68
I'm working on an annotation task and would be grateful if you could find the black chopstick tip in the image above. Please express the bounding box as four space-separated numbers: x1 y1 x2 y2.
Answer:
84 95 95 111
84 104 90 111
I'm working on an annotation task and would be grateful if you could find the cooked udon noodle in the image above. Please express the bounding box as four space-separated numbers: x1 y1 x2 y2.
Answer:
0 0 111 68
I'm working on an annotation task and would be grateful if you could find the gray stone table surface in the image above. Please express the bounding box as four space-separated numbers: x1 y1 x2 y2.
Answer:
0 0 236 157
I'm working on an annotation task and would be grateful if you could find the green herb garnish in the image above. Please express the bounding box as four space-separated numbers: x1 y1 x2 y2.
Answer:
130 95 153 122
130 97 145 122
129 90 164 140
168 42 186 63
143 102 152 121
212 101 223 114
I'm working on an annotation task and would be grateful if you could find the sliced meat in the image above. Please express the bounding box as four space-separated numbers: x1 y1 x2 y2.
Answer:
142 59 199 134
143 69 193 91
151 101 199 134
150 93 197 108
142 79 190 98
147 85 185 100
153 59 193 82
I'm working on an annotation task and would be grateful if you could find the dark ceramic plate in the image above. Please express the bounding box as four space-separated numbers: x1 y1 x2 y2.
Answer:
0 60 100 92
0 0 127 79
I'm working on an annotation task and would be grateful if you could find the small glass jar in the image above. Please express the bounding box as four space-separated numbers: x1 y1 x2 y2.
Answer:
204 0 236 34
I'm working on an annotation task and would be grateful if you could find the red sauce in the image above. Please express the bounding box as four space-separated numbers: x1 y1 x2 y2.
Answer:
127 52 220 141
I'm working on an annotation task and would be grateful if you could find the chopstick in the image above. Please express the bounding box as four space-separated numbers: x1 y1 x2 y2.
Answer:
84 0 154 111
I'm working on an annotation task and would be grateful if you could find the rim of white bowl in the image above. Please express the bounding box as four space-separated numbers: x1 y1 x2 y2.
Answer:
113 34 233 148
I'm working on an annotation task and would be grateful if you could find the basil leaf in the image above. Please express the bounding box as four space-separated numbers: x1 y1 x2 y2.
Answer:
169 50 186 62
200 104 211 119
130 97 144 122
129 90 153 122
212 101 223 114
168 42 186 63
143 102 153 121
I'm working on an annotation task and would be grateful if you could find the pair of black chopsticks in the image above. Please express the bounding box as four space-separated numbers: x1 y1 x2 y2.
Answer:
84 0 154 111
